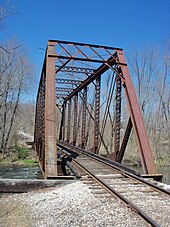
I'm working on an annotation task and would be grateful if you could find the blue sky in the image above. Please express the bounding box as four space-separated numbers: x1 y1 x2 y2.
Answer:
2 0 170 98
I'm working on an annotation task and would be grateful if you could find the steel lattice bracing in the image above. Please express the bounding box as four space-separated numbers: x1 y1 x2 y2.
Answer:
34 40 157 178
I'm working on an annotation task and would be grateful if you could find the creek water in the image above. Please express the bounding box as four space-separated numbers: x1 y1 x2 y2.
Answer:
0 164 169 184
0 165 42 179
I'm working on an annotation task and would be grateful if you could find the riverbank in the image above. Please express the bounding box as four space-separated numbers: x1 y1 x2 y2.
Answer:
0 156 38 167
0 144 38 167
0 145 40 179
0 150 170 184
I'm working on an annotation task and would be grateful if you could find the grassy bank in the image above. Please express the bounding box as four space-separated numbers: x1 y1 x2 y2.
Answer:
0 145 38 167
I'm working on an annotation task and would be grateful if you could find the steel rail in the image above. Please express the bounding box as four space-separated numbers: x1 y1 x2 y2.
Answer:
59 146 160 227
57 142 170 196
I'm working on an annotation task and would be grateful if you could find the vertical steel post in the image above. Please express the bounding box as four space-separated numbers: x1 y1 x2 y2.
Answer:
73 94 78 146
81 86 87 149
62 102 66 142
114 73 122 157
45 41 57 177
94 75 101 153
117 50 156 174
67 99 71 143
59 101 66 141
116 117 132 163
41 73 46 173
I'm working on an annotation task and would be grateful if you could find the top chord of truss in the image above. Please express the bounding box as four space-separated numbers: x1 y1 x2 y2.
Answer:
48 40 123 66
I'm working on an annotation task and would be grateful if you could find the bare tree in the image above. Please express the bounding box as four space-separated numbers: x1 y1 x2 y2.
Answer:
0 0 16 30
127 43 170 163
0 40 34 152
0 1 36 154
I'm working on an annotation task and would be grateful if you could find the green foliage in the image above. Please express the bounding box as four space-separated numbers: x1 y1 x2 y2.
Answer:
19 159 38 166
15 145 29 160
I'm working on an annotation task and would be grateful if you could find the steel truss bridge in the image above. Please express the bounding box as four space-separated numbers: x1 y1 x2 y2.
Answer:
34 40 158 178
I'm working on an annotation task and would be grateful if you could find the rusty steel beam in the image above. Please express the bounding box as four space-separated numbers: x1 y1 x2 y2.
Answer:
66 99 71 143
48 39 123 51
117 118 132 163
56 65 95 74
81 86 87 149
35 89 45 171
59 102 66 141
56 87 73 92
62 103 66 141
38 76 46 172
55 78 83 85
73 94 78 146
56 94 68 99
117 50 156 174
114 74 122 158
64 56 117 102
94 75 101 153
34 58 46 174
44 42 57 177
49 54 107 64
55 58 71 74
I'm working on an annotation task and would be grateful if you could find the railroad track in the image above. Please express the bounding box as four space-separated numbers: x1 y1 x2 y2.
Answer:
58 141 170 227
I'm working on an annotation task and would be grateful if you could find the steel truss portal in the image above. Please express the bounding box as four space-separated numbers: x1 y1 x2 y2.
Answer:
34 40 157 178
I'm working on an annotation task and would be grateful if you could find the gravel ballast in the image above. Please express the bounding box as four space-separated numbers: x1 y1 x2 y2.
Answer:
0 180 168 226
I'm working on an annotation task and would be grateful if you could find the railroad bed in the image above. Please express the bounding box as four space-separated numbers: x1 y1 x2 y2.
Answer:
58 142 170 227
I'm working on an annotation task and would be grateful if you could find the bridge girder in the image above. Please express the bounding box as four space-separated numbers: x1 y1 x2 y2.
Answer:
34 40 157 178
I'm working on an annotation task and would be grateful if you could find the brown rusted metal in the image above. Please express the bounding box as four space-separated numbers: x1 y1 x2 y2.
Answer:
56 87 73 92
44 42 57 177
55 58 71 74
94 75 101 153
64 56 116 102
55 78 82 85
59 102 66 141
62 102 66 141
73 94 78 146
34 64 46 173
48 39 123 51
56 65 95 74
97 72 116 154
116 50 156 174
114 73 122 157
66 99 71 143
56 94 68 99
35 39 157 178
81 86 87 149
116 117 132 163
